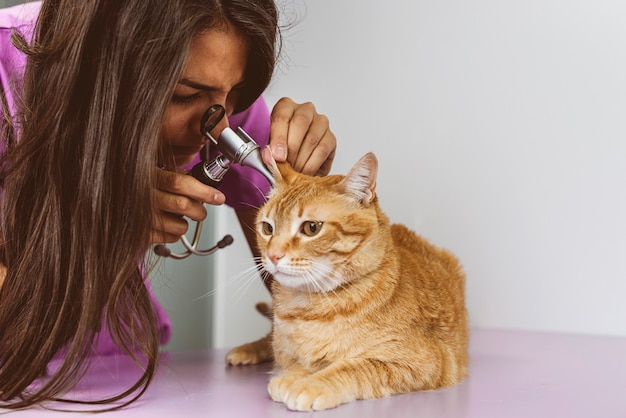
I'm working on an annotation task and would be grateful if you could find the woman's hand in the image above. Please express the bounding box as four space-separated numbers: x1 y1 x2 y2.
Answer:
264 97 336 176
151 168 225 244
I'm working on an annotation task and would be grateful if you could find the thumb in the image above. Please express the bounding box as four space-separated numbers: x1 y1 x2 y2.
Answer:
267 142 287 162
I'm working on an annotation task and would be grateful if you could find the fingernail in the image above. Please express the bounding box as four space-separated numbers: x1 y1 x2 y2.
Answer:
272 144 286 160
214 193 225 204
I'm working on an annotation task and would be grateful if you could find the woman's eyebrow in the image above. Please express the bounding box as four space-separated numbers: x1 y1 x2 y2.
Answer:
178 78 246 91
178 78 216 91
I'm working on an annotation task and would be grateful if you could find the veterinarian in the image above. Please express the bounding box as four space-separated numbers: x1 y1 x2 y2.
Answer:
0 0 335 408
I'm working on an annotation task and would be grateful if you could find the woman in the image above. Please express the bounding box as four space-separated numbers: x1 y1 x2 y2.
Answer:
0 0 336 409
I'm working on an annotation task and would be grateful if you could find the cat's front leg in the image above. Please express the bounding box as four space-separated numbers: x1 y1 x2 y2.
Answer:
269 375 343 411
269 369 355 411
269 359 363 412
267 367 310 406
269 358 410 411
226 333 273 366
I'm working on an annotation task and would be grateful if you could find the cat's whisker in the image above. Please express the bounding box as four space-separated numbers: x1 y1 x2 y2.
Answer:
236 178 270 210
247 178 271 202
305 272 324 294
232 268 265 305
238 201 262 211
303 265 344 314
193 263 261 301
230 264 265 298
235 256 269 302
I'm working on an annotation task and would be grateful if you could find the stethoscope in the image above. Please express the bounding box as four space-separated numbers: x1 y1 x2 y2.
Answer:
153 104 275 260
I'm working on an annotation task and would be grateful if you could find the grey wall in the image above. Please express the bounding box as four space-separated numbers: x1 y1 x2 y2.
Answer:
0 0 32 9
215 0 626 346
149 220 215 351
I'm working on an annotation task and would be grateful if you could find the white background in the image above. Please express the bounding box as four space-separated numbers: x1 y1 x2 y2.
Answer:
210 0 626 348
7 0 623 350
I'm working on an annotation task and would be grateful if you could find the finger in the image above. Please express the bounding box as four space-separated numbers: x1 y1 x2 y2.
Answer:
151 212 189 244
156 168 225 206
154 187 209 222
284 103 317 170
262 147 273 167
151 231 182 245
268 97 299 163
261 147 279 174
268 99 337 176
291 113 331 174
315 148 336 177
302 140 336 177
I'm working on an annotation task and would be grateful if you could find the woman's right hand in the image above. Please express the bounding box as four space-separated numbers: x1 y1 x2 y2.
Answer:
152 168 226 244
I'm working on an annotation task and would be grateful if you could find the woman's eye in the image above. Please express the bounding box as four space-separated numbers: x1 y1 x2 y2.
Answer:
171 93 201 104
301 221 323 237
261 222 273 235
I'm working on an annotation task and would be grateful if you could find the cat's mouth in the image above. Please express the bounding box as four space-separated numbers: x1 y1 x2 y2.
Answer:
271 271 310 288
272 272 343 293
273 271 300 281
265 263 298 278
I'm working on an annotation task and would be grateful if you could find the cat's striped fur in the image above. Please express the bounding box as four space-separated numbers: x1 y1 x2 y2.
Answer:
233 152 468 411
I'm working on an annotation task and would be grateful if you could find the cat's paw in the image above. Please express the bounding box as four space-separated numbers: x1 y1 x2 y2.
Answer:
225 334 273 366
268 373 299 403
268 375 348 411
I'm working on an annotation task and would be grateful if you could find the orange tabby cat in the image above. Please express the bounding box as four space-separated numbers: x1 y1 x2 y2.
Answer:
252 152 468 411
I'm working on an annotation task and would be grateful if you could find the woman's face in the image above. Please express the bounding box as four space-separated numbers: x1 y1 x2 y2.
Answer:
160 26 249 168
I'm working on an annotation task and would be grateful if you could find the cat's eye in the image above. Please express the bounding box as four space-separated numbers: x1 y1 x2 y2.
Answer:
261 222 274 235
301 221 323 237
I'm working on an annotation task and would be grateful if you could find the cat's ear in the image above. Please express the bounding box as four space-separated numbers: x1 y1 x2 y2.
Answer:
276 161 298 184
340 152 378 207
262 147 294 185
263 147 299 185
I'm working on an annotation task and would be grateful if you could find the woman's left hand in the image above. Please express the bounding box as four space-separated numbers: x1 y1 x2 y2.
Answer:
263 97 336 176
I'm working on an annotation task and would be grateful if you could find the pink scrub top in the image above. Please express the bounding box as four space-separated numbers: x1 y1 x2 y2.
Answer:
0 2 272 355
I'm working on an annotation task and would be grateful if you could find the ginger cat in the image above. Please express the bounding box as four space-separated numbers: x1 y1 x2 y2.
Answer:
231 152 468 411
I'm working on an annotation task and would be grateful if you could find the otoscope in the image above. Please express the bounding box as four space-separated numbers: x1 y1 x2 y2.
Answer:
154 104 275 259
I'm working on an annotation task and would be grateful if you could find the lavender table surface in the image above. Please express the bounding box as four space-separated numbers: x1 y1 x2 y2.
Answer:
7 328 626 417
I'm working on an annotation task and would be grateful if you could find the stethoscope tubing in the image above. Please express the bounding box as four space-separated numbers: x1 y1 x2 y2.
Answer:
153 219 233 259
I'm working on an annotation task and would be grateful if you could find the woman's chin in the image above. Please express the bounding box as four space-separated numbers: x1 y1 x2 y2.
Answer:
173 153 202 169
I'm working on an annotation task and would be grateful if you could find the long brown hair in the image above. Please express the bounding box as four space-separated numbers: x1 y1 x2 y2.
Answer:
0 0 279 409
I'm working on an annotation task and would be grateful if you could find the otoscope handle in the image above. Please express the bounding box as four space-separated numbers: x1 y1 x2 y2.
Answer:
190 126 274 188
190 157 230 188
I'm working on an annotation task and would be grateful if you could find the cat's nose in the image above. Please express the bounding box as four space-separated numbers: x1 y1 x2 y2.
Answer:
269 252 284 265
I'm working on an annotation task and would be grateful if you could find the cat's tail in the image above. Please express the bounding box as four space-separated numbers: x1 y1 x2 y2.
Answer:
255 301 273 320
